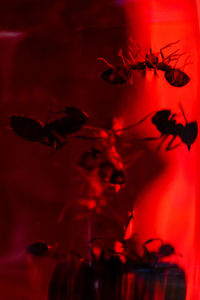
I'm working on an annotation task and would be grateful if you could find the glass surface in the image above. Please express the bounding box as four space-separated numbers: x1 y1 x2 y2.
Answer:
0 0 199 299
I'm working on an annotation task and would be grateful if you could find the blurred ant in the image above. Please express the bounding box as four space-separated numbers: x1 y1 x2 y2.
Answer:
10 106 88 150
113 238 179 266
26 241 67 260
137 238 177 265
98 40 190 87
26 242 51 257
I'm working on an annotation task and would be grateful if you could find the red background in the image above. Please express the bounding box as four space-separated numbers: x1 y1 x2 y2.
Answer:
0 0 199 299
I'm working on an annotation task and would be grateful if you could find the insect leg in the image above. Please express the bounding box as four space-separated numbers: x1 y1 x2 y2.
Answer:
179 103 188 124
160 40 180 52
166 136 181 151
123 151 143 169
118 49 130 66
138 136 162 141
156 135 168 152
74 135 107 141
47 132 64 149
115 112 155 133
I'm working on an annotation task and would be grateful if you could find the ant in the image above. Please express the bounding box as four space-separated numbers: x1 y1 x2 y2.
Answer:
143 104 198 151
26 241 67 260
118 103 198 151
98 40 190 87
135 238 177 266
113 238 180 267
10 106 88 150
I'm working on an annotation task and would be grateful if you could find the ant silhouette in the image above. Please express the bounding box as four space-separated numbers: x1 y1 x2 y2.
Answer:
117 103 198 151
143 104 198 151
10 106 88 150
98 40 190 87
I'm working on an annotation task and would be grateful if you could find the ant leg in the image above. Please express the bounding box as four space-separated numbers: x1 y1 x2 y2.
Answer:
163 49 181 63
123 151 143 169
48 133 63 150
130 249 142 261
74 135 107 141
128 70 134 85
118 49 128 66
160 48 164 60
142 242 151 255
40 140 52 147
156 135 168 152
154 68 159 76
166 136 180 151
45 99 56 124
138 136 162 141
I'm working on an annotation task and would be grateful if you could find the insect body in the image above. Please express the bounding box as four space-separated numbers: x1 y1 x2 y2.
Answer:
99 40 190 87
101 66 131 85
26 242 50 257
150 104 198 151
10 106 88 149
11 116 44 141
117 104 198 151
164 69 190 87
47 106 88 137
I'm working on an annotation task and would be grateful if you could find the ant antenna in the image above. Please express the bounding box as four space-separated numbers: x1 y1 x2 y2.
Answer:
179 55 193 71
179 103 188 124
115 111 155 133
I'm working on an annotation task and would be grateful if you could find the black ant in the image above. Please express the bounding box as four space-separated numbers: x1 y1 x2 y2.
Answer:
10 106 88 150
137 238 177 265
143 104 198 151
113 238 179 267
118 104 198 151
45 106 88 138
98 40 190 87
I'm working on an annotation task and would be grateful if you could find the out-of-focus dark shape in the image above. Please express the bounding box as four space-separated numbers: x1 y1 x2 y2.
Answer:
136 104 198 151
79 148 102 171
99 40 190 87
151 104 198 151
101 66 130 85
10 115 44 142
47 237 186 300
46 106 88 137
98 161 125 186
26 242 50 257
10 106 88 149
121 238 186 300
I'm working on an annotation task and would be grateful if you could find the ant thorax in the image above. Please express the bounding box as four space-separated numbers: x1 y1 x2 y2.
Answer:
145 51 159 68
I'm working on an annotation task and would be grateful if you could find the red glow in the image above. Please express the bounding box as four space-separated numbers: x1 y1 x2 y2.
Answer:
0 0 199 299
124 1 199 299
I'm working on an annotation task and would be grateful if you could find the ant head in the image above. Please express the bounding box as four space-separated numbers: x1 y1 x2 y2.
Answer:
182 122 198 150
159 243 175 258
152 110 171 124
